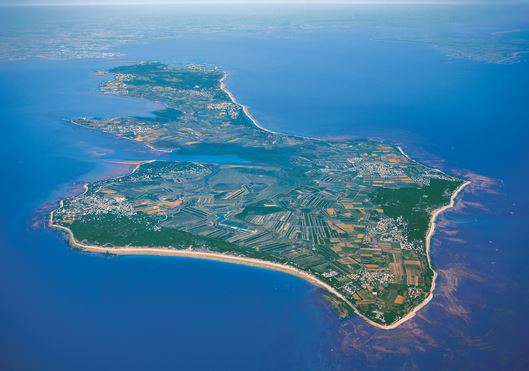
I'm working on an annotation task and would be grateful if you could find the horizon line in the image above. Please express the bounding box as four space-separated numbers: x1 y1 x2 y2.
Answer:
1 1 524 7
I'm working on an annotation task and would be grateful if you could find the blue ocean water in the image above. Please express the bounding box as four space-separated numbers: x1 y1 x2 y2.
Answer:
1 5 529 371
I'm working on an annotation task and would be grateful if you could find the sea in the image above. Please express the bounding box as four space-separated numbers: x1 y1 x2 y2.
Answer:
1 4 528 370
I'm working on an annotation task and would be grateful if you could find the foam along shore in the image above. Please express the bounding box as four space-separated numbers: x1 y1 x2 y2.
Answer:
49 178 469 330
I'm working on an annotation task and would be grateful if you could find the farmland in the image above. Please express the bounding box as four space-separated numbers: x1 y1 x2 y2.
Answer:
51 62 465 327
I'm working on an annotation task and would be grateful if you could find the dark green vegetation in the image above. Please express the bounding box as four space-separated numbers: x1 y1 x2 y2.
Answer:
373 178 460 243
53 62 465 326
70 214 236 252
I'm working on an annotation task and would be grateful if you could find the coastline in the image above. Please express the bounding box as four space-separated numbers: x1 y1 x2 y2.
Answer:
68 118 172 154
48 178 469 330
378 178 471 329
220 73 280 136
49 204 390 330
49 69 471 330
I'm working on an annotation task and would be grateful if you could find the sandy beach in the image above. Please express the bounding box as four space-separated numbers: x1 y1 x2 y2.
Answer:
49 205 398 329
49 176 469 330
219 73 280 136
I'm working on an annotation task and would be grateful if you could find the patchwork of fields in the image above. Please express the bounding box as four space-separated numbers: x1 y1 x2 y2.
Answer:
52 62 464 326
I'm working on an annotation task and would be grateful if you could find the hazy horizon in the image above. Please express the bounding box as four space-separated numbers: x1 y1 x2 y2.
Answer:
2 0 525 6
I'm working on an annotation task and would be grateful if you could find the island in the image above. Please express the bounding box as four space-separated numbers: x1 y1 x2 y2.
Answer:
49 62 469 328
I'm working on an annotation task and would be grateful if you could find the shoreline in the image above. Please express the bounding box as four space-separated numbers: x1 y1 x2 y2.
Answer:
219 72 323 142
378 178 471 329
49 69 471 330
67 117 172 154
220 73 280 136
48 193 388 329
48 178 469 330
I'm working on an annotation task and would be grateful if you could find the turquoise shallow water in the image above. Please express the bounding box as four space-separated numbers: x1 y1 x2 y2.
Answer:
1 5 529 370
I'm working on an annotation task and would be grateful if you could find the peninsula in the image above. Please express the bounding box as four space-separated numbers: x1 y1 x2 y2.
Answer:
50 62 468 328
